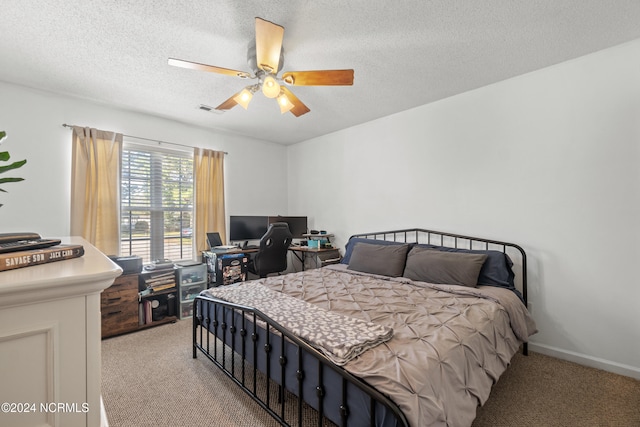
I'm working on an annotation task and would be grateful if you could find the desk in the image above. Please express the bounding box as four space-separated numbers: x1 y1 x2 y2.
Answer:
288 246 341 271
209 247 259 255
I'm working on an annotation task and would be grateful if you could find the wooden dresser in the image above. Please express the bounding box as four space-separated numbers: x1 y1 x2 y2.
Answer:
101 273 139 338
101 270 179 338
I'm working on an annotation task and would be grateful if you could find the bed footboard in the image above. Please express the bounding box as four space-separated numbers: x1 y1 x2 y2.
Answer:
193 295 409 427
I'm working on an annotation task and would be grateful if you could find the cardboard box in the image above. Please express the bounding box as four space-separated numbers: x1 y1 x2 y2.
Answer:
216 253 248 286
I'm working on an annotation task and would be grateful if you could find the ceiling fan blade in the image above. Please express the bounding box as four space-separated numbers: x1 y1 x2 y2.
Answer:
168 58 250 79
282 70 354 86
281 87 310 117
214 92 240 111
255 17 284 73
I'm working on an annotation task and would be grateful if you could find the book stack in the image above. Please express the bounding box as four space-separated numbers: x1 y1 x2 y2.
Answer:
139 268 176 296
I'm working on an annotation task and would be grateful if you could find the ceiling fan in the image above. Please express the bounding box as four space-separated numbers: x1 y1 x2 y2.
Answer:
168 17 354 117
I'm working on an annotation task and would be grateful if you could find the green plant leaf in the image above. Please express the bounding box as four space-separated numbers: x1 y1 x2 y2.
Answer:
0 177 25 183
0 159 27 174
0 132 27 202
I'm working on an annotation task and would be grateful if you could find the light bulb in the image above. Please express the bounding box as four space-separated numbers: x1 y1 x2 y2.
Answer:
277 93 295 114
233 88 253 109
261 75 281 98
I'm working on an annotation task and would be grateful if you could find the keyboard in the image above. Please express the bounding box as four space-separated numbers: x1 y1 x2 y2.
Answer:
0 233 62 254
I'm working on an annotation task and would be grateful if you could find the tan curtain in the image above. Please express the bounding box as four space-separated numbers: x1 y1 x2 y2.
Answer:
194 148 226 254
70 126 122 255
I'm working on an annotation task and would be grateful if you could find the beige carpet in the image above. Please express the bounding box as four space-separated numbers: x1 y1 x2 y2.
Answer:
102 319 640 427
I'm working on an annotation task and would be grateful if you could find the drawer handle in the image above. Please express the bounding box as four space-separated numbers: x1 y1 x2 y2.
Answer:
107 297 122 303
107 310 122 316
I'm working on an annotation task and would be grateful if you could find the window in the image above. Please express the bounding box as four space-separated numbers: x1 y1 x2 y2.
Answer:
120 142 194 263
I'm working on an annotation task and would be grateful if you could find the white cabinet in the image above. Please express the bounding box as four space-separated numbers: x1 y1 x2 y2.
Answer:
0 237 121 427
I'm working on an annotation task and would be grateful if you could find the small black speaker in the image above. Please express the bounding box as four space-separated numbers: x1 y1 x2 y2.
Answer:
166 294 176 317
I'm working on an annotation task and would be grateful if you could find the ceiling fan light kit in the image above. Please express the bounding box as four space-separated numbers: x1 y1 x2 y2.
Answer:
169 17 354 117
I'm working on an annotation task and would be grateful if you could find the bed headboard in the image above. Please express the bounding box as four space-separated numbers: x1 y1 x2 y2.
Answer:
348 228 527 305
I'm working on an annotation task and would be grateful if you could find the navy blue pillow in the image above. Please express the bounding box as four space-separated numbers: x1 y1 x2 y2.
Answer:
342 238 413 265
413 244 521 298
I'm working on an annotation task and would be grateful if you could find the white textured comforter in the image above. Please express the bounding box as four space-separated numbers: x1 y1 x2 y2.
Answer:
215 264 537 427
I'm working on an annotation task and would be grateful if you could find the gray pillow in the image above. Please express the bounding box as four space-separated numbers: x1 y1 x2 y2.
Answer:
403 247 488 287
347 243 410 277
341 238 410 264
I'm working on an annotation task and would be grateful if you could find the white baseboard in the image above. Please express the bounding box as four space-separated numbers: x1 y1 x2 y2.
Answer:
529 342 640 380
100 396 109 427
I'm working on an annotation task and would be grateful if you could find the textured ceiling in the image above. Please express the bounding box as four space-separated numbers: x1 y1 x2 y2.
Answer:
2 1 640 145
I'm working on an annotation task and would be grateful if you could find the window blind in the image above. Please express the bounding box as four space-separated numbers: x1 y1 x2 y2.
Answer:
120 142 194 263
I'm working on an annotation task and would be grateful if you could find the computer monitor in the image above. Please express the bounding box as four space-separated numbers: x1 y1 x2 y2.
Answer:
268 216 308 239
229 216 269 242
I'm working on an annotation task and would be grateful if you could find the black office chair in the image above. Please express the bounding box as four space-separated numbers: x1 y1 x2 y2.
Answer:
248 222 293 278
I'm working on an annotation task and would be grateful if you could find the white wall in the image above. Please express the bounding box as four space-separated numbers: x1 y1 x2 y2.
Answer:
288 39 640 378
0 81 288 238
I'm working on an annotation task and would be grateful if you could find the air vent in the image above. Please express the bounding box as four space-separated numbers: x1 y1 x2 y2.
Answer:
198 104 225 114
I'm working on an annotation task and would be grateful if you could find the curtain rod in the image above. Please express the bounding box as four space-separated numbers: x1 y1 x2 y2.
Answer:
61 124 228 154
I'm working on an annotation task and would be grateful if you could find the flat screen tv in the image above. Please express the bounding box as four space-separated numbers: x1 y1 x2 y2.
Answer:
229 216 269 241
268 216 308 239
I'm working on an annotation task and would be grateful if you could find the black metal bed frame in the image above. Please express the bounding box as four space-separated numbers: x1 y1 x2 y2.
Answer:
193 228 528 426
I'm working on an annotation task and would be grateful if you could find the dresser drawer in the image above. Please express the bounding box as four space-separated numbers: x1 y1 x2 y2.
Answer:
104 274 138 292
101 308 139 337
101 274 139 337
101 286 138 308
102 275 138 307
